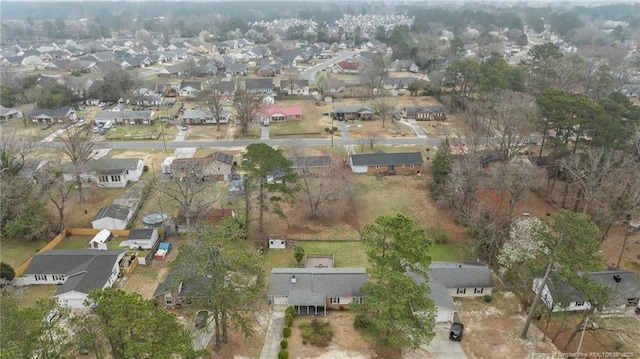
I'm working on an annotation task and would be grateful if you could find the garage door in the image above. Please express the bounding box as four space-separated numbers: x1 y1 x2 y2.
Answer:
272 295 288 305
435 308 454 323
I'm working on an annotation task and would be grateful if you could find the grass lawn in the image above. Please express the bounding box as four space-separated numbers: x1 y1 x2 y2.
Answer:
234 125 262 139
15 285 58 308
55 236 94 250
269 121 322 137
263 241 368 274
105 122 166 141
0 238 49 268
430 243 473 261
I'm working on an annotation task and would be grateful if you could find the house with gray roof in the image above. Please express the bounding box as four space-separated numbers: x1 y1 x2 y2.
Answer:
0 106 22 122
382 77 417 90
534 269 640 313
28 106 77 124
121 228 159 250
246 78 274 95
349 152 424 175
17 249 127 308
178 81 203 97
171 152 235 181
94 110 155 126
62 156 144 188
153 269 209 308
402 105 446 121
92 204 132 230
407 261 494 322
332 105 374 121
268 267 368 315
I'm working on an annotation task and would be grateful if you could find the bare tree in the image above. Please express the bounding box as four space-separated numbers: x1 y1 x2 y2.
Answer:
562 147 631 215
184 57 200 80
41 176 74 233
53 126 98 203
474 90 539 160
595 161 640 244
442 152 483 215
293 151 355 220
0 128 33 176
489 160 544 217
372 96 397 128
553 54 587 91
207 83 225 132
232 85 257 134
359 53 387 98
357 131 382 151
157 165 224 228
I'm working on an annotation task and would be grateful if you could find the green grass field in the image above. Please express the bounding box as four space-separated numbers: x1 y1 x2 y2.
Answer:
0 239 49 268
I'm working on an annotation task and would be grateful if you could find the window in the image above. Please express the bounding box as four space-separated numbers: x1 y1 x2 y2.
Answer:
402 164 406 169
110 175 121 182
456 288 466 294
354 297 364 304
410 164 415 169
99 176 109 183
52 274 64 281
474 288 484 294
375 165 380 169
575 302 585 307
330 297 340 304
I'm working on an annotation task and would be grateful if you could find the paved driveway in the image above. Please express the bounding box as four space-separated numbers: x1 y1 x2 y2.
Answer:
422 324 468 359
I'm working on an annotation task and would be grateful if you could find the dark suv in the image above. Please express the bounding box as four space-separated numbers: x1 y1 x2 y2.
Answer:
449 322 464 341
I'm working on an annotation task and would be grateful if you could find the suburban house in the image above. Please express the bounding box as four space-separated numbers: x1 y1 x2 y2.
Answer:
349 152 424 175
326 78 345 93
178 81 203 97
253 104 303 124
280 80 310 96
212 81 237 96
333 61 360 74
17 249 127 308
246 78 274 95
28 106 77 124
182 108 214 125
382 77 417 90
62 157 144 188
0 105 23 122
534 269 640 313
407 261 495 323
94 110 155 126
153 270 208 308
171 152 234 181
287 156 332 176
268 267 368 315
120 228 160 250
92 204 132 230
402 106 447 121
332 105 375 121
389 59 419 73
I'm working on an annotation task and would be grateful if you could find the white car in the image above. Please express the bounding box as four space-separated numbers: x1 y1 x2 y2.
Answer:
180 125 189 131
44 309 60 323
98 102 106 107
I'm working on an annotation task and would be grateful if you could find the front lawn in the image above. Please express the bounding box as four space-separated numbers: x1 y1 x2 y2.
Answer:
105 123 171 141
15 285 58 308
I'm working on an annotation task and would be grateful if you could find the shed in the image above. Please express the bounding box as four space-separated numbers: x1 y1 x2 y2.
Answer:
154 242 172 260
121 228 159 250
88 229 112 250
91 204 131 230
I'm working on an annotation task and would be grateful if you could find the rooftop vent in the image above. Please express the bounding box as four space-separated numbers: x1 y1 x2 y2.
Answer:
613 274 622 283
291 275 296 284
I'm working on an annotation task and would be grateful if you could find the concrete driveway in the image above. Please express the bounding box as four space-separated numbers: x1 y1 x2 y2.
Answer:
421 323 468 359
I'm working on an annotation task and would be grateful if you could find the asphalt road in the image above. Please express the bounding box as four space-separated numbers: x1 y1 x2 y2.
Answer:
298 51 358 82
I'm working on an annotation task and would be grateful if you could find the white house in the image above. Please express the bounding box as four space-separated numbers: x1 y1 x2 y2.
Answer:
88 229 112 250
534 269 640 313
120 228 159 250
92 204 132 230
62 157 144 188
16 249 127 308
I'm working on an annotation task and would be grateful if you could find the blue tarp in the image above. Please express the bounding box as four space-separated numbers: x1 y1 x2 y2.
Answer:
158 242 171 250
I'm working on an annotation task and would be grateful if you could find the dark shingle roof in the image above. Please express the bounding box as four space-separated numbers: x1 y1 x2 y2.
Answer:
24 250 126 295
268 268 367 305
63 157 142 177
246 78 273 91
547 270 640 306
429 262 495 289
351 152 424 166
92 204 131 221
406 269 457 311
128 228 155 240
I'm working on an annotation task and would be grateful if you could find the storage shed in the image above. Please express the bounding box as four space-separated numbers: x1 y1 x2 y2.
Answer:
88 229 112 250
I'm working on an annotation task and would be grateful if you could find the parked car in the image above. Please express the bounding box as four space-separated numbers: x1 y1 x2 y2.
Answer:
99 128 107 136
41 123 50 130
44 309 60 323
180 125 189 131
449 322 464 341
195 310 208 328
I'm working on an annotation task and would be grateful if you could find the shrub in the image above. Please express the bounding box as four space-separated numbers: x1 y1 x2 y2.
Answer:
353 314 373 330
324 127 330 132
429 227 451 244
299 319 333 347
484 295 493 303
285 306 296 318
0 262 15 281
285 313 294 327
332 126 338 132
282 327 291 338
278 349 289 359
280 339 288 349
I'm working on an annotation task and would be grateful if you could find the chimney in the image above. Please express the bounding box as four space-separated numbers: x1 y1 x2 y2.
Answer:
291 275 296 284
613 274 621 283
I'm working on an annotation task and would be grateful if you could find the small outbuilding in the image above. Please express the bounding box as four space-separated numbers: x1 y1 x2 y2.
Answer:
121 228 159 250
88 229 112 250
